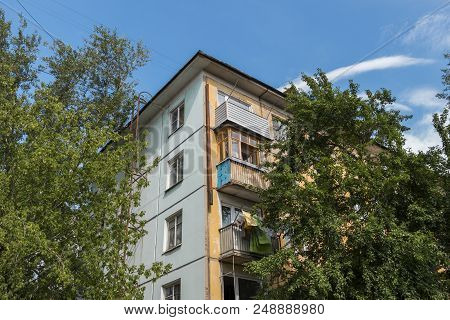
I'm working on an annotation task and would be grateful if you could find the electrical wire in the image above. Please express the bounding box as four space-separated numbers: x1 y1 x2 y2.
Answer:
16 0 58 42
1 0 178 74
0 0 54 42
53 0 181 72
48 0 182 69
21 0 92 34
334 1 450 80
49 0 100 26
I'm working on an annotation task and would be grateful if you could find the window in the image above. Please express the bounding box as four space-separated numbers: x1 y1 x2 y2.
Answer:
272 116 286 140
221 206 232 226
218 91 251 111
223 276 260 300
217 131 229 162
217 128 260 165
230 129 258 165
221 204 243 227
238 278 260 300
223 276 235 300
163 280 181 300
166 211 182 250
169 102 184 134
167 152 183 188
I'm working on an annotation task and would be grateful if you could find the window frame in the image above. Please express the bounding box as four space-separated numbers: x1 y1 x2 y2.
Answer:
163 280 181 300
217 128 260 166
169 101 185 135
165 210 182 251
167 151 184 189
220 203 245 227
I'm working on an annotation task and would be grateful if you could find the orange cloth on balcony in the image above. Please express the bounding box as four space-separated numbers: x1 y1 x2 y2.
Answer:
242 211 259 230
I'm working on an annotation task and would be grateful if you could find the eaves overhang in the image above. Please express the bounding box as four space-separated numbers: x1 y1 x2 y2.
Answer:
133 50 286 129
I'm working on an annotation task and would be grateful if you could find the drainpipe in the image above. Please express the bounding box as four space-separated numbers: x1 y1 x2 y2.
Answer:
151 110 164 299
204 81 212 299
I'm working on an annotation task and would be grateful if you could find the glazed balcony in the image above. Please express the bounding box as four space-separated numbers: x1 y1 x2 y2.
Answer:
219 223 280 264
215 101 271 139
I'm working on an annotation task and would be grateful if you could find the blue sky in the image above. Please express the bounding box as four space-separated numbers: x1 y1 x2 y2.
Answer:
2 0 449 151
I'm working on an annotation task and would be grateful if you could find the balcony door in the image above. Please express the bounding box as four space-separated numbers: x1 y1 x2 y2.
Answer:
221 204 242 227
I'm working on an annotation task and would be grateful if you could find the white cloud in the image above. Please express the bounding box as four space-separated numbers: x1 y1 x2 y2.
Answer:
404 87 444 109
357 93 412 112
280 55 434 91
325 56 433 81
418 112 434 125
386 102 412 112
392 87 445 152
402 13 450 51
404 128 440 152
404 112 444 153
404 121 441 153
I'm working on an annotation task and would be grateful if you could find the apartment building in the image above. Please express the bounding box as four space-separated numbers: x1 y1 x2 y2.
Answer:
131 51 287 300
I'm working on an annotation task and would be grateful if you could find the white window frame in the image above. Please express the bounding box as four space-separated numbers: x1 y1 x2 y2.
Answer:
163 280 181 300
167 151 184 189
169 101 184 134
220 203 245 227
165 211 182 251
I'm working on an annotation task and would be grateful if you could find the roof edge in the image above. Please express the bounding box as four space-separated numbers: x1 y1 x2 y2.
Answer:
131 50 285 129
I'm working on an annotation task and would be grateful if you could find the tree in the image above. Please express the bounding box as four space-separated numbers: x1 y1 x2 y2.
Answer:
435 53 450 161
0 11 169 299
245 70 448 299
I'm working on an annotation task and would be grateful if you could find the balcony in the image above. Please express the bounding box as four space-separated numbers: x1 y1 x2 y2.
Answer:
215 101 271 139
219 223 280 264
217 158 268 201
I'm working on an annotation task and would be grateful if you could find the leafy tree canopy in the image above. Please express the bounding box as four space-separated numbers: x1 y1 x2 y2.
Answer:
0 11 169 299
246 62 449 299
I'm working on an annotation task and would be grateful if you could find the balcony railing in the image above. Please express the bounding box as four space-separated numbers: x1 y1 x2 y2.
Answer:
215 101 271 139
219 223 280 260
217 158 269 190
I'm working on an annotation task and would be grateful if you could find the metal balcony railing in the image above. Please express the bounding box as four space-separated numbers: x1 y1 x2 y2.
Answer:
219 223 280 259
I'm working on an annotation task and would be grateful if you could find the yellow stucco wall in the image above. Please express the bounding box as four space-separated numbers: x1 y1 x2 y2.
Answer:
205 76 285 300
206 80 223 299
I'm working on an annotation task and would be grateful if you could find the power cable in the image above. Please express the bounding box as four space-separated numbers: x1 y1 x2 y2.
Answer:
21 0 92 34
49 0 100 26
0 0 53 41
334 1 450 80
2 1 180 75
48 0 182 69
16 0 58 42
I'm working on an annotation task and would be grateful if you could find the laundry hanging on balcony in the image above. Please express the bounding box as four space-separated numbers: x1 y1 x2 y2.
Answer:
242 211 259 229
250 227 272 255
242 211 273 255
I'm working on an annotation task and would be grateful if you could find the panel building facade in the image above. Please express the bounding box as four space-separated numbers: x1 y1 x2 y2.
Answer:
131 51 287 299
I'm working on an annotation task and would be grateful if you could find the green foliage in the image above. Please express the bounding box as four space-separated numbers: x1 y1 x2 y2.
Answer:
246 68 448 299
434 53 450 161
0 11 170 299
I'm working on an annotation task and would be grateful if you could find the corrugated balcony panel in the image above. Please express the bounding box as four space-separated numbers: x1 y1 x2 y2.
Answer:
215 101 228 127
214 101 271 139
